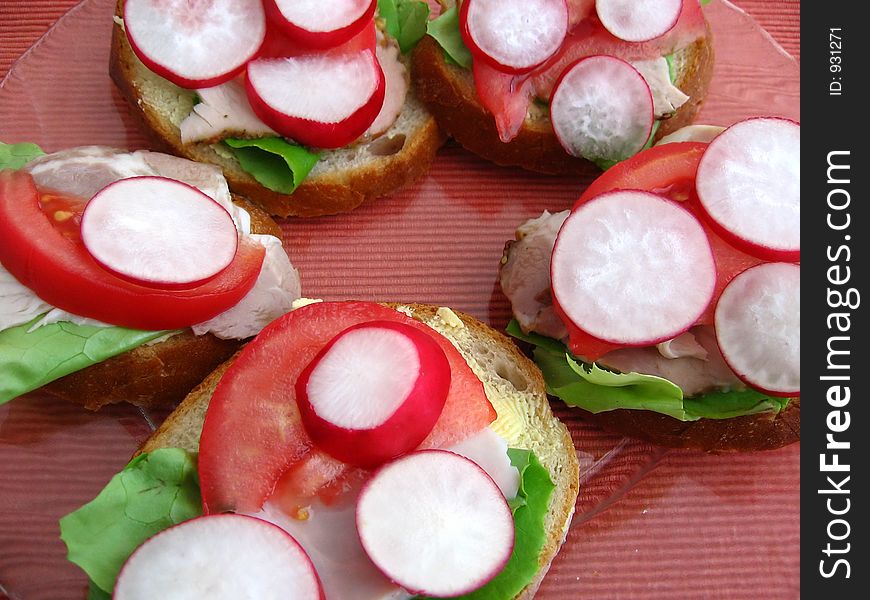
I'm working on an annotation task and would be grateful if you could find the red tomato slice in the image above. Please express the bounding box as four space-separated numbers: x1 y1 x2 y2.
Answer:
559 142 763 361
198 301 496 514
0 170 265 330
38 190 86 241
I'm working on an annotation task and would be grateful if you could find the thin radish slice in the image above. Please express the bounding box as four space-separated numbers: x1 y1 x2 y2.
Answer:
714 263 800 396
297 321 451 467
81 177 238 287
695 117 801 261
551 190 717 346
114 515 323 600
357 451 514 597
124 0 266 89
596 0 683 43
246 49 385 148
550 56 654 163
265 0 375 49
461 0 569 73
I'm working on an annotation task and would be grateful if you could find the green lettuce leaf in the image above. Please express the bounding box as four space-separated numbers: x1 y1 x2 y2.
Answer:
450 448 555 599
67 445 554 600
59 448 203 595
224 137 320 195
379 0 430 53
507 319 791 421
0 317 172 405
427 6 473 69
0 141 45 169
88 580 112 600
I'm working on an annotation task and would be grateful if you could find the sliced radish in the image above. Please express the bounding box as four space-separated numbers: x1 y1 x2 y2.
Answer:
246 48 385 148
551 190 717 346
595 0 683 43
461 0 569 73
550 56 654 163
714 263 800 396
124 0 266 89
695 117 801 261
80 177 238 287
264 0 375 49
114 515 323 600
357 451 514 597
297 321 451 468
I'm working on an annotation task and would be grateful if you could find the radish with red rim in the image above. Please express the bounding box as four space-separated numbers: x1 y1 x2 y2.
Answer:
551 189 717 346
356 450 514 597
695 117 801 261
296 321 451 468
124 0 266 89
595 0 683 43
246 46 385 148
114 514 324 600
264 0 376 49
460 0 570 74
714 262 800 397
550 56 654 163
81 176 238 288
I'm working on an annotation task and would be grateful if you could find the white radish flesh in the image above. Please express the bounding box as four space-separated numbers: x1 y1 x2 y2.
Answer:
550 56 654 163
114 514 323 600
596 0 683 43
462 0 569 73
265 0 375 48
297 321 450 467
124 0 266 89
357 451 515 597
246 50 385 148
81 177 238 287
714 263 800 396
695 117 800 261
551 190 717 345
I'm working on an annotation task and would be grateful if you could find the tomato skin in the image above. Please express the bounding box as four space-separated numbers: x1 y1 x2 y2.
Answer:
198 301 496 514
556 143 764 361
38 191 86 241
0 170 265 330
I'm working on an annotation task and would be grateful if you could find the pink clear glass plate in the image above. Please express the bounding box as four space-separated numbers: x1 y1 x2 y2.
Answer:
0 1 798 598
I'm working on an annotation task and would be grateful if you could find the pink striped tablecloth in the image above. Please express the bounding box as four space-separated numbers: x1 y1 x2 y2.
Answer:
0 2 801 599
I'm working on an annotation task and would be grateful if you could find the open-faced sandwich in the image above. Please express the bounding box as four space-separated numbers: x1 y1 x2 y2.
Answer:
414 0 714 173
500 118 800 451
110 0 444 217
0 142 301 409
60 300 580 598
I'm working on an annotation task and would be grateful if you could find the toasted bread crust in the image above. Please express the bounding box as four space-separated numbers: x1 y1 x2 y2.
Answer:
411 26 714 175
139 302 580 599
577 398 800 452
39 199 280 411
109 1 445 217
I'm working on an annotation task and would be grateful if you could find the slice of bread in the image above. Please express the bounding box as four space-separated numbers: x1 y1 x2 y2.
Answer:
109 0 446 218
140 302 581 599
39 197 283 411
576 399 800 453
412 16 714 175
